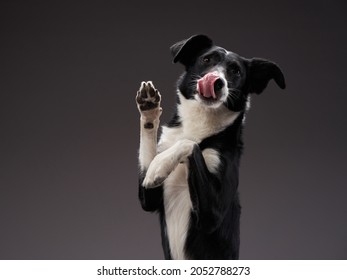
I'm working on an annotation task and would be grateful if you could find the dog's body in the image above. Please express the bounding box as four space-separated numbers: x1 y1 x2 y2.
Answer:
136 35 285 259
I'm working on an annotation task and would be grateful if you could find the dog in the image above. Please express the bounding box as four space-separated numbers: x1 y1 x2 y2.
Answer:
136 34 285 259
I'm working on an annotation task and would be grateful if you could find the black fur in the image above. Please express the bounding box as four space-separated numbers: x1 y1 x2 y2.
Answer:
138 35 285 259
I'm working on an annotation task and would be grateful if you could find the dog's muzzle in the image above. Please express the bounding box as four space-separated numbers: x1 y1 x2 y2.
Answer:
197 72 224 100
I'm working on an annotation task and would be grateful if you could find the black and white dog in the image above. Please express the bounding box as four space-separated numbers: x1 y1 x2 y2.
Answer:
136 34 285 259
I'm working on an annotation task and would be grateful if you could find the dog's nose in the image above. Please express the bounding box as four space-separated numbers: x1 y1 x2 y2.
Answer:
214 78 224 92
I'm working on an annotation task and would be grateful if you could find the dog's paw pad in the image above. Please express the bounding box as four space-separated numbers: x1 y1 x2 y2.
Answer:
136 81 161 112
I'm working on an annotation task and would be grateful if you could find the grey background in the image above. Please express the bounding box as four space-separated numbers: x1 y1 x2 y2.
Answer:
1 0 346 259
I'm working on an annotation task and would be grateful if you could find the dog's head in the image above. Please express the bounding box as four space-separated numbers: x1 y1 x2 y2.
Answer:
171 34 286 111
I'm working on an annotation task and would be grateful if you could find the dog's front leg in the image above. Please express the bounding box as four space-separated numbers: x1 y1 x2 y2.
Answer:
143 139 197 188
136 81 163 211
136 81 162 171
187 146 241 255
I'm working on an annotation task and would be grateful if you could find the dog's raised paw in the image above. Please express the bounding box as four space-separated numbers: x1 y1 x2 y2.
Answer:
136 81 161 112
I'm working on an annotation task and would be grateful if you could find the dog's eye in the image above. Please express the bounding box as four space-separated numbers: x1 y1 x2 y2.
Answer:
233 69 241 76
229 65 241 76
203 57 210 63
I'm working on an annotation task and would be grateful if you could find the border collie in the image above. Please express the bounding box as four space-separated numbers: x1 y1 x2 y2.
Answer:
136 34 285 259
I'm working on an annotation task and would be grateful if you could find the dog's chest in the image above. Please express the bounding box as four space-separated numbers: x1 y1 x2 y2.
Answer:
157 99 239 259
163 163 191 260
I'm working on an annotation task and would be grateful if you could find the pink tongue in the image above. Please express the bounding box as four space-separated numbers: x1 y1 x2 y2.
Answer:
197 72 220 99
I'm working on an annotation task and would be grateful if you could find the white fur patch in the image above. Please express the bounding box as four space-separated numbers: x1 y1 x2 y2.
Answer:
242 96 251 124
202 148 221 174
178 91 240 143
163 163 191 260
138 118 160 171
158 125 182 153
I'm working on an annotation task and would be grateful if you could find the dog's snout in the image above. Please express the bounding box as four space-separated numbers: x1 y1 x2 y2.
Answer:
214 78 224 91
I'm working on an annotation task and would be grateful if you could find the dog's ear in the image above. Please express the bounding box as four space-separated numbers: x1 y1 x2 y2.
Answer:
170 34 213 67
248 58 286 94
